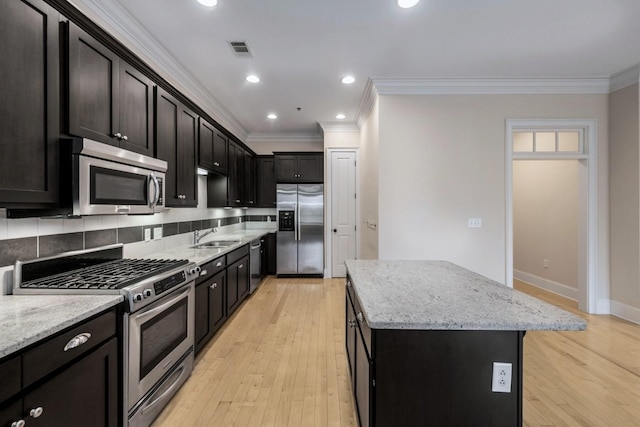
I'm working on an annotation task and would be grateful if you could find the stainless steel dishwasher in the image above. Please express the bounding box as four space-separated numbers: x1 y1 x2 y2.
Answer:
249 238 263 294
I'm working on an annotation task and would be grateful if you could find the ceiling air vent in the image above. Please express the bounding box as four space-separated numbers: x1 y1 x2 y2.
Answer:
229 41 253 58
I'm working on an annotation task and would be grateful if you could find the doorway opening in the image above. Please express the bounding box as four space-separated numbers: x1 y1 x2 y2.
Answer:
506 120 597 313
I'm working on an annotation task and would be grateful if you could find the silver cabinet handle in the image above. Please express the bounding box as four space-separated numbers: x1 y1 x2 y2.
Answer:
29 407 44 418
238 264 244 269
64 332 91 351
356 312 364 323
122 135 128 141
11 420 25 427
210 282 218 289
235 199 241 203
214 162 220 167
114 132 122 139
348 319 357 328
200 269 208 276
216 262 223 267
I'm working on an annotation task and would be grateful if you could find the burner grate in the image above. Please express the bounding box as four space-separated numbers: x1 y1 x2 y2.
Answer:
21 258 189 290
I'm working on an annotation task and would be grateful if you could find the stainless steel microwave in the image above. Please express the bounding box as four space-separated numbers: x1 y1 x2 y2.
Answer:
72 138 167 216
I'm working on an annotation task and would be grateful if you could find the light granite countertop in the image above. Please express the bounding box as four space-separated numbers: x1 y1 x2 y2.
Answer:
345 260 587 331
147 228 276 265
0 294 123 359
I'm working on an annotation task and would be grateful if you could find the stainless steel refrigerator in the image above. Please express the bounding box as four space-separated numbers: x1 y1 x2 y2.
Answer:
277 183 324 276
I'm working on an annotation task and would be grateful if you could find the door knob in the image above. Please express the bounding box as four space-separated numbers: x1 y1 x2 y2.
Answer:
333 228 337 233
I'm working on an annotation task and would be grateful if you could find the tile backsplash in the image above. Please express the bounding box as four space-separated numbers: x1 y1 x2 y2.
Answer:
0 176 277 293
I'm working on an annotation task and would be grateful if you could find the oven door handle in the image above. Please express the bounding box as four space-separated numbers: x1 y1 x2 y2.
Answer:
134 285 191 322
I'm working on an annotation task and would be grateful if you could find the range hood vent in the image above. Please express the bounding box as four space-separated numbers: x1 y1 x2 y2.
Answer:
229 41 253 58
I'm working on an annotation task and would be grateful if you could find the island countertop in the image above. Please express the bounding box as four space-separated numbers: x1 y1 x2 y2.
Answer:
344 259 586 331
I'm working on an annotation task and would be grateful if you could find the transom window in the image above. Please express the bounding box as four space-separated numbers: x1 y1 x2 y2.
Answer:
513 130 584 156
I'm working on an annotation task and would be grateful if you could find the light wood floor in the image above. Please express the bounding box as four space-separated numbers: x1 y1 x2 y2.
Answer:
153 277 640 426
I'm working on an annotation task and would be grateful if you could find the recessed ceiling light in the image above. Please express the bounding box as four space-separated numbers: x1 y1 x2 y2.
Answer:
197 0 218 7
341 75 355 85
397 0 419 8
246 75 260 83
336 114 346 120
267 113 277 119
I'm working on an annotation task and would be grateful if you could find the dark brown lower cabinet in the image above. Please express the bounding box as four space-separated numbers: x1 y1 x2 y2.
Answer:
345 279 524 427
195 269 227 354
0 308 120 427
226 255 249 316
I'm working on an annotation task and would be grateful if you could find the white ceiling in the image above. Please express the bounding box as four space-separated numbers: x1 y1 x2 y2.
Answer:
75 0 640 142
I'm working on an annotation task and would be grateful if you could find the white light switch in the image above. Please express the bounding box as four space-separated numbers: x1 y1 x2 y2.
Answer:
144 228 152 242
468 218 482 228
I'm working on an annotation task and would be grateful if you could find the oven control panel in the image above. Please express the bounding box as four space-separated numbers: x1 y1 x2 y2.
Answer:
154 271 187 296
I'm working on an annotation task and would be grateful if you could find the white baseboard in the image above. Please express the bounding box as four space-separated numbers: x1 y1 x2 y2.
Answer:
514 270 578 301
595 299 611 315
610 300 640 325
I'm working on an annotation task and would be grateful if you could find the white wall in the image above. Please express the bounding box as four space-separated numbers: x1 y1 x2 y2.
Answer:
246 139 323 155
609 83 640 311
513 160 579 293
376 94 609 286
358 98 380 259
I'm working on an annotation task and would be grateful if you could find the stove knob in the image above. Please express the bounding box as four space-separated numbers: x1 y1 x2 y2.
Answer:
189 266 201 276
143 289 153 298
134 293 143 302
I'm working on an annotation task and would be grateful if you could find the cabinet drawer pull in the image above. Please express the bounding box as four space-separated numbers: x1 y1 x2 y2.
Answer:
63 332 91 351
238 264 244 269
114 132 122 139
235 199 241 203
216 262 223 267
29 407 44 418
356 312 364 323
200 269 208 277
214 162 220 167
122 135 128 141
11 420 25 427
210 282 218 289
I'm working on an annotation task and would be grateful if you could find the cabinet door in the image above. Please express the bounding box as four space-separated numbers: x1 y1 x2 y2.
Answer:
237 256 250 301
228 142 245 207
195 270 227 354
275 155 298 182
226 260 239 315
68 22 119 146
23 337 118 427
156 87 197 207
212 130 228 174
355 331 372 427
266 232 277 275
118 63 154 156
209 270 227 335
244 152 255 206
256 157 276 208
198 119 215 172
298 154 324 182
0 0 60 207
195 279 211 353
0 399 23 427
176 104 198 207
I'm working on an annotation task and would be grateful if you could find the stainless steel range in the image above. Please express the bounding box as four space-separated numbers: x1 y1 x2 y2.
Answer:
13 244 200 427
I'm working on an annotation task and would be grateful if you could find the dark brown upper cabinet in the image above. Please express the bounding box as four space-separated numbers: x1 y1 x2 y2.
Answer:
68 22 154 157
256 156 276 208
274 153 324 183
199 119 228 175
0 0 61 208
155 87 198 207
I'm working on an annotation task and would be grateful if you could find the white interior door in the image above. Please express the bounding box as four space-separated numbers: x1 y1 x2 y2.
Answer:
331 151 357 277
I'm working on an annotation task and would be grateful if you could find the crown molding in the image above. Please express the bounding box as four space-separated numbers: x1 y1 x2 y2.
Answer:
370 76 611 95
610 65 640 93
246 133 323 144
355 78 379 129
74 0 249 141
317 122 360 133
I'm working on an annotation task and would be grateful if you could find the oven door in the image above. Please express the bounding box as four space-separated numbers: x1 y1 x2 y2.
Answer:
75 154 164 216
126 282 194 411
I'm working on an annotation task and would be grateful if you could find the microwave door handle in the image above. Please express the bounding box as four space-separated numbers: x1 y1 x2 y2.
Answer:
149 173 160 207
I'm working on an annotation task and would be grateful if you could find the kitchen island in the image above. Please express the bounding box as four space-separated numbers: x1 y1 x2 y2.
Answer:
344 260 586 427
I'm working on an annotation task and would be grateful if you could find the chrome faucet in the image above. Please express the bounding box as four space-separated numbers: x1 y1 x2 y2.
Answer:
194 228 215 245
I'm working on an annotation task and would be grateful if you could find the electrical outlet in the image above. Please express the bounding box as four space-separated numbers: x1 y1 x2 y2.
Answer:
492 362 512 393
144 228 152 242
543 259 549 268
153 227 163 240
468 218 482 228
213 227 218 233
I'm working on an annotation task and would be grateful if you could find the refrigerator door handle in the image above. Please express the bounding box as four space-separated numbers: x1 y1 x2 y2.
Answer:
297 200 302 241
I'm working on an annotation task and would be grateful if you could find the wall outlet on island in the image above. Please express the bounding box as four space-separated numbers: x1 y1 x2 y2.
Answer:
491 362 512 393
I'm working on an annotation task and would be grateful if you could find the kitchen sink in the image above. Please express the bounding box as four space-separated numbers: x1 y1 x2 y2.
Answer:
191 240 241 249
